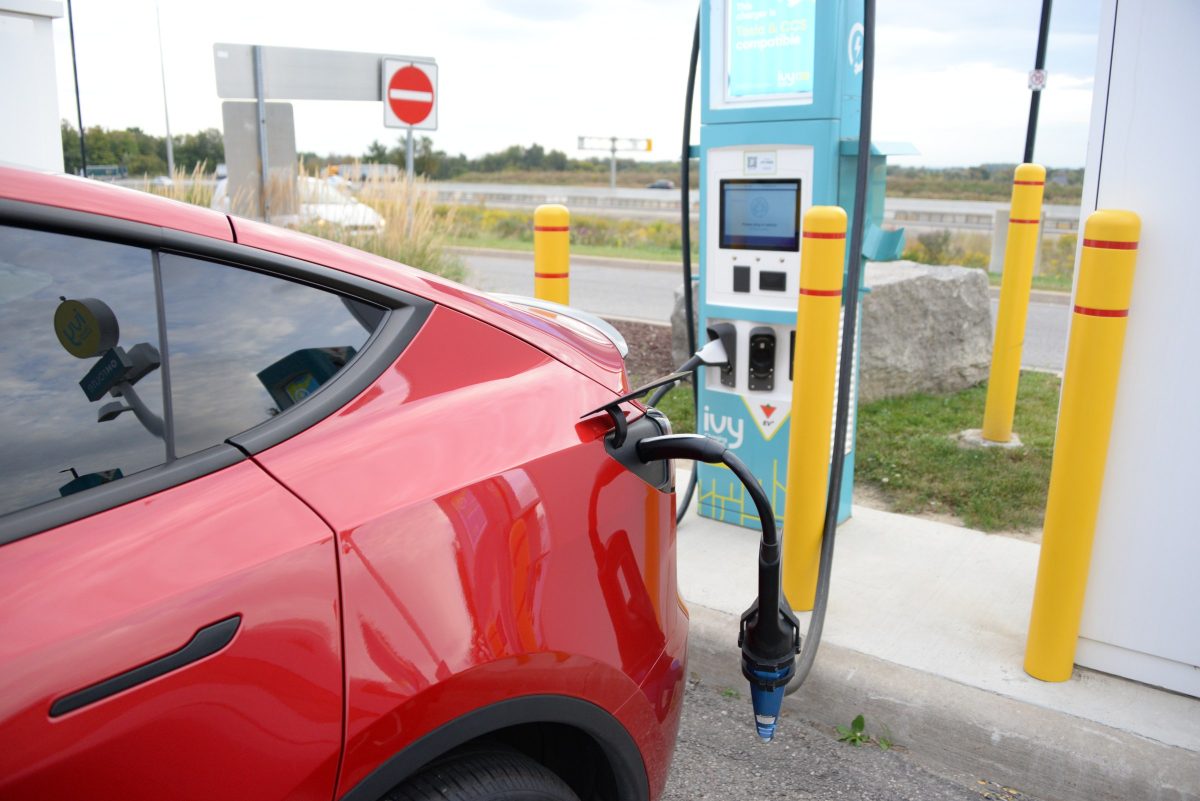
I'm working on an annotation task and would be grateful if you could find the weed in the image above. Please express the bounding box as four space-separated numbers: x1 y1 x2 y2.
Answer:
837 714 870 746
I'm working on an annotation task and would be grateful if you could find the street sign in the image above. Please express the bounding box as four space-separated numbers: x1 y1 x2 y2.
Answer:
214 44 434 101
383 60 437 130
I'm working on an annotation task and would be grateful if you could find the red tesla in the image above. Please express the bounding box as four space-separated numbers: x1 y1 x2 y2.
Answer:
0 166 686 801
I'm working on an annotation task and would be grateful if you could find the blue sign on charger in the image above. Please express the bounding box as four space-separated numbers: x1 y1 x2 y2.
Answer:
726 0 816 101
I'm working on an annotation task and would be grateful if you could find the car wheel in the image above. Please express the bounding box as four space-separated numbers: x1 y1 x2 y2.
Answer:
385 750 581 801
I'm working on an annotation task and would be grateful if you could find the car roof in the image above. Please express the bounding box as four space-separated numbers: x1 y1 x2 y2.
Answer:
0 165 234 241
0 166 626 395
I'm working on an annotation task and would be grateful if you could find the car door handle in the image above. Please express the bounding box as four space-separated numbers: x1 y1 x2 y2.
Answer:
49 615 242 717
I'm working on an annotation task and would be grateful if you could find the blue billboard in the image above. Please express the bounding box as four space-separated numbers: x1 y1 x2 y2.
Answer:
726 0 816 102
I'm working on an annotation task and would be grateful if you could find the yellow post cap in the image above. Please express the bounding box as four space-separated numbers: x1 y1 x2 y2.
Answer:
1014 163 1047 183
1083 209 1141 245
534 204 570 228
803 206 848 235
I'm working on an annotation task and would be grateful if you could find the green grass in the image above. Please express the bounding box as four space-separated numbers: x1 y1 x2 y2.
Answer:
448 235 695 264
987 271 1073 293
856 372 1061 531
647 372 1059 533
653 384 696 435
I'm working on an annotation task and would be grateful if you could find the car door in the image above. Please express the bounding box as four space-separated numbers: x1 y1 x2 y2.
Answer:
0 216 426 800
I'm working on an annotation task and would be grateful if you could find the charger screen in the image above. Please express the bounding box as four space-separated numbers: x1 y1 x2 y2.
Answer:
720 179 801 251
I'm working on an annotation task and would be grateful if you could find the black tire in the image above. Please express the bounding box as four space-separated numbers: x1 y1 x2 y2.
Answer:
385 750 581 801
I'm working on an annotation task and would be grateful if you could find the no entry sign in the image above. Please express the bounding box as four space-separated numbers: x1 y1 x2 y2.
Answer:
382 59 437 130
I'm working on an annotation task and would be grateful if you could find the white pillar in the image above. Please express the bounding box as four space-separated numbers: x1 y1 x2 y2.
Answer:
0 0 65 172
1073 0 1200 698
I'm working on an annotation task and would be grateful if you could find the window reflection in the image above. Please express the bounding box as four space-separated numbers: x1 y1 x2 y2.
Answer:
158 253 380 458
0 227 165 517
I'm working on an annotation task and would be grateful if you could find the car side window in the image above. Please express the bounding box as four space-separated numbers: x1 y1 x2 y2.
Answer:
157 252 383 458
0 226 168 517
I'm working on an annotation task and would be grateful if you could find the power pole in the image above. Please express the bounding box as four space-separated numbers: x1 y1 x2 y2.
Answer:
66 0 86 175
578 135 652 190
1023 0 1053 163
156 2 174 176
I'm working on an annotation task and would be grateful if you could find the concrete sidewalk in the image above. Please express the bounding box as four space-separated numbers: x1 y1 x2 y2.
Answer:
674 468 1200 801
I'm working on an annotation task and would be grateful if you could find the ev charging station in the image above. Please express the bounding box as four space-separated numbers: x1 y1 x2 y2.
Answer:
694 0 901 531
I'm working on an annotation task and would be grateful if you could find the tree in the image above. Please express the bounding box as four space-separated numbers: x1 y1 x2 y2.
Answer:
364 140 389 162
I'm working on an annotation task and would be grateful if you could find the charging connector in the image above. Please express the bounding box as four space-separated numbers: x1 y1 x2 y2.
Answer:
636 433 800 741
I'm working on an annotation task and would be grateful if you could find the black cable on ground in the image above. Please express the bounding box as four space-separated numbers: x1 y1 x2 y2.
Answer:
786 0 876 696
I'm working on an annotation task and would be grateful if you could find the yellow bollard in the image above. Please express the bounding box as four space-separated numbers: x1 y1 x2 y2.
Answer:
982 164 1047 443
534 204 570 305
1024 210 1141 682
782 206 848 611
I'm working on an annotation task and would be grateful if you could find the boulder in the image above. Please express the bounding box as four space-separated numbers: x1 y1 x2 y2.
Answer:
670 262 991 404
670 278 700 368
859 261 992 403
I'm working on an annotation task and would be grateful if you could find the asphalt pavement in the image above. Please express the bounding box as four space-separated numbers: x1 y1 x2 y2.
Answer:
459 249 1070 371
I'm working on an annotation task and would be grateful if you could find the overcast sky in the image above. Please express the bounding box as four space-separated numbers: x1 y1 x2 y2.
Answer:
52 0 1102 168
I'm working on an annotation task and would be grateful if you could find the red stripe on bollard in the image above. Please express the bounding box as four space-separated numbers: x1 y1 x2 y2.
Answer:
798 288 843 297
1009 218 1041 224
1082 239 1139 251
534 272 569 279
533 226 570 232
802 231 847 240
1013 180 1046 186
1073 305 1129 318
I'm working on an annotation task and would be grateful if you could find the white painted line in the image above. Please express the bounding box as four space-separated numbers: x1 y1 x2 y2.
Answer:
389 89 434 102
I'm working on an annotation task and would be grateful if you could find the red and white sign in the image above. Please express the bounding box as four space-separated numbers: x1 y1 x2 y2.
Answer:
382 59 437 130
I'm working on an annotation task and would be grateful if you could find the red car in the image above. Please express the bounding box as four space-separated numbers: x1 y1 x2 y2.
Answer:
0 166 686 801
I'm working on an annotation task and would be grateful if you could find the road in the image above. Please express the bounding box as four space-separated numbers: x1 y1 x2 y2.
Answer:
460 251 1069 371
662 677 1040 801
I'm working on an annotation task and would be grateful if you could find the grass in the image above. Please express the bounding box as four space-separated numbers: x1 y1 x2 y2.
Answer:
652 384 696 435
449 234 696 264
856 372 1061 532
989 271 1073 293
653 372 1060 532
315 174 466 282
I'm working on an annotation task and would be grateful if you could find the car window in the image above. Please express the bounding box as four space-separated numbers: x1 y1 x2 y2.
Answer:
0 226 168 517
157 252 383 458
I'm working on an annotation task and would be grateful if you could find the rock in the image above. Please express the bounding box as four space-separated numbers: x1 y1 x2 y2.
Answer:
670 263 991 403
859 261 992 403
671 278 700 368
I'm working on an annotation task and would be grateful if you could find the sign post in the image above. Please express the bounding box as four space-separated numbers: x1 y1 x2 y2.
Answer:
382 59 438 182
577 136 652 190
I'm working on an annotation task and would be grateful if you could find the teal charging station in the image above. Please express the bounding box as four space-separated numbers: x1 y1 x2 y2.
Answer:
695 0 906 531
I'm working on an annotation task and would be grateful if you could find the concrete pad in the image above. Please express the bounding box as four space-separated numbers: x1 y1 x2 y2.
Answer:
674 467 1200 800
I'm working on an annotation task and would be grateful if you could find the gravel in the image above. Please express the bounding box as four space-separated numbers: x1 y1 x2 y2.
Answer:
661 676 1034 801
606 319 678 386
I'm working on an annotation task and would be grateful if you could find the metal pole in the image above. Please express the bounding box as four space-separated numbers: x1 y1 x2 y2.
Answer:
405 128 414 181
610 136 617 190
156 2 174 176
66 0 86 175
253 45 270 222
1023 0 1053 163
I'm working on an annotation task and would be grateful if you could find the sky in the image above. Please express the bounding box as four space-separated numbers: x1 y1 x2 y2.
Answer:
52 0 1102 168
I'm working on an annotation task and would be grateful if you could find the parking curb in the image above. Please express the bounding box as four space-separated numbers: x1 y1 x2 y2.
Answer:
684 602 1199 801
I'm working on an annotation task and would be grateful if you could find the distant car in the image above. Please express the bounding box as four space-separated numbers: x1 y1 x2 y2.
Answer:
0 166 686 801
646 180 675 190
150 175 174 187
211 174 385 232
